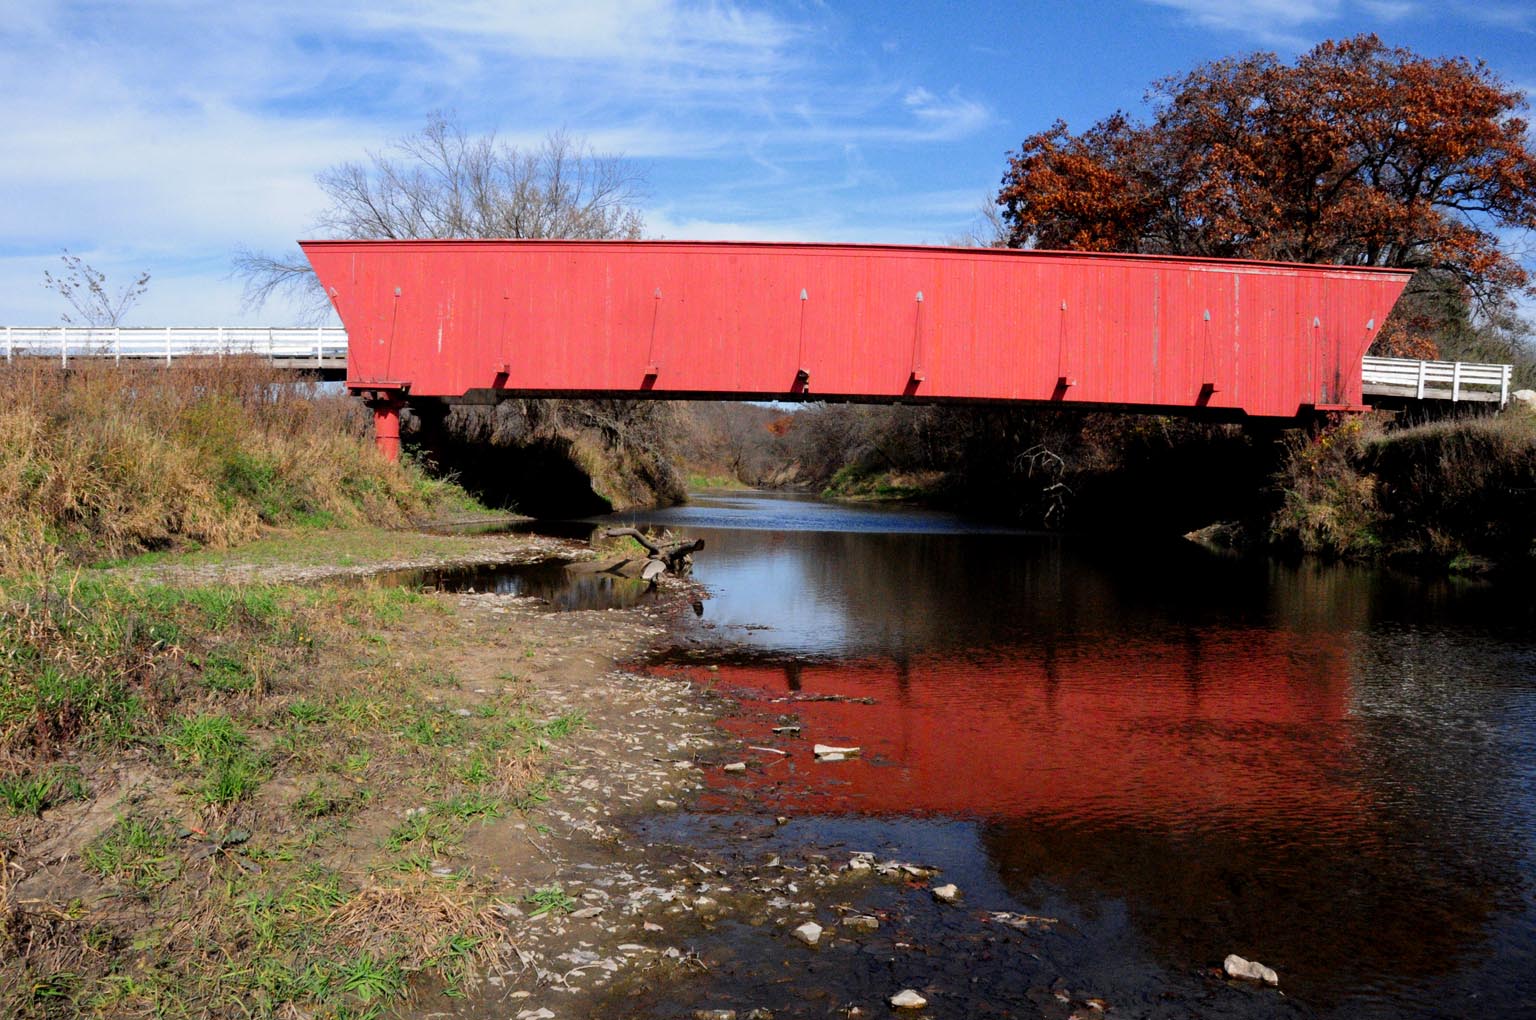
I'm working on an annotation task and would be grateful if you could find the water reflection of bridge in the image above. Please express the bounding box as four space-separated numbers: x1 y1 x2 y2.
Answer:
678 627 1516 1008
640 511 1531 1011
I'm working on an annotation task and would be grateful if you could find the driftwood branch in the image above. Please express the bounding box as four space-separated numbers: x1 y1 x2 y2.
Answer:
568 527 706 583
600 528 705 576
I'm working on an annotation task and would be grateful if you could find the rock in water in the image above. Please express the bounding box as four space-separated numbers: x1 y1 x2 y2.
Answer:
792 921 823 946
1224 954 1279 986
723 762 747 772
932 883 959 903
842 914 880 932
889 989 927 1009
813 744 860 760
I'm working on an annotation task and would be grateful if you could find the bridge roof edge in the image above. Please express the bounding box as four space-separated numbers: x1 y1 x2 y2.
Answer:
296 239 1416 279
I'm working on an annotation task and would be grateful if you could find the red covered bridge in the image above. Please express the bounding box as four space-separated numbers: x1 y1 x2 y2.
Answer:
300 239 1414 459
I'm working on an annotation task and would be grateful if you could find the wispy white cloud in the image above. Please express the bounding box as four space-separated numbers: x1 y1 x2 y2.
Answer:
901 88 993 142
1141 0 1442 47
1144 0 1343 47
1357 0 1417 21
1452 1 1535 31
0 1 999 324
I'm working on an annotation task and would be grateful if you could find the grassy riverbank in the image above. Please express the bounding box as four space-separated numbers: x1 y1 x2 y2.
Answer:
673 395 1536 572
0 567 600 1018
1271 411 1536 569
0 360 569 1015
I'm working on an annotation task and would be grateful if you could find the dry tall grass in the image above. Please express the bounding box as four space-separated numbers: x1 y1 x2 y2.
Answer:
1272 410 1536 566
0 358 452 570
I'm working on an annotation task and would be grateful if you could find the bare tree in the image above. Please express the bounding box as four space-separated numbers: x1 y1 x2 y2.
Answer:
944 195 1010 249
235 114 647 319
41 250 150 326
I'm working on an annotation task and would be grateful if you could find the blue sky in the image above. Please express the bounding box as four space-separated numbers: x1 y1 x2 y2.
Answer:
2 0 1533 325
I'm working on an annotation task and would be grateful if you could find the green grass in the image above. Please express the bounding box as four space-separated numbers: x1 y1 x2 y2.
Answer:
0 765 86 817
197 650 256 693
164 714 245 765
686 473 750 490
433 793 503 822
0 663 145 751
163 714 264 805
540 709 587 740
455 755 494 786
1 556 590 1018
384 813 456 853
293 782 367 821
401 710 467 748
287 698 327 724
99 527 499 574
82 815 177 890
337 953 406 1005
523 884 576 919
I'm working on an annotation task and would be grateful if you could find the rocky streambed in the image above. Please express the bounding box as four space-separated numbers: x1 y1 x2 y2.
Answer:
407 581 1294 1020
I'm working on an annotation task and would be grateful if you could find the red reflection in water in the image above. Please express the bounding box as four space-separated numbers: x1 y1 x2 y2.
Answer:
672 627 1370 832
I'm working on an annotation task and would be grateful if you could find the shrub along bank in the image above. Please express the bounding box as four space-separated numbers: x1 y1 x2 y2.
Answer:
1270 410 1536 570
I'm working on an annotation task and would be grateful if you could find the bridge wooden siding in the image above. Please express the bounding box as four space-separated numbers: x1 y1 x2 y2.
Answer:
301 240 1415 429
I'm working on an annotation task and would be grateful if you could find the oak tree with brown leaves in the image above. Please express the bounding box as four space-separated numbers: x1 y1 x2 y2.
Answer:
998 35 1536 359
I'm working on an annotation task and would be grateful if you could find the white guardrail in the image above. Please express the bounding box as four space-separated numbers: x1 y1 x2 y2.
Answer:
1360 356 1512 406
0 326 347 366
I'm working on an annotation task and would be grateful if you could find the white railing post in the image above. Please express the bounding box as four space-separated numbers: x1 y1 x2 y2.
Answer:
1415 359 1426 399
1451 361 1463 402
217 326 224 362
60 326 67 368
165 326 172 366
114 327 121 364
4 326 10 363
316 326 323 363
268 327 274 362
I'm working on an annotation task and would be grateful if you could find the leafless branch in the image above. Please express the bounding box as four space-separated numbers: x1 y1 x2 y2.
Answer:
230 246 334 324
233 113 648 313
40 250 150 326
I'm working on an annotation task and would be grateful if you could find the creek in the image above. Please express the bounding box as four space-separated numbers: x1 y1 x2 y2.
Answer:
552 491 1536 1017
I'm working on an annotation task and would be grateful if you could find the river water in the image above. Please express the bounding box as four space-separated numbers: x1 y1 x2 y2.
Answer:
580 491 1536 1018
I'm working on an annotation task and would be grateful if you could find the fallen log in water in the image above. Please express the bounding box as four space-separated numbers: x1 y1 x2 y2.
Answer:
568 527 706 582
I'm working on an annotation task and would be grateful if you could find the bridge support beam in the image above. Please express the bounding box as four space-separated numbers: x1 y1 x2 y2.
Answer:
371 399 405 462
350 384 411 463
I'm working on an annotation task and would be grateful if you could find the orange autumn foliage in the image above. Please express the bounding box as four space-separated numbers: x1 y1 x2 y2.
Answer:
999 35 1536 310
